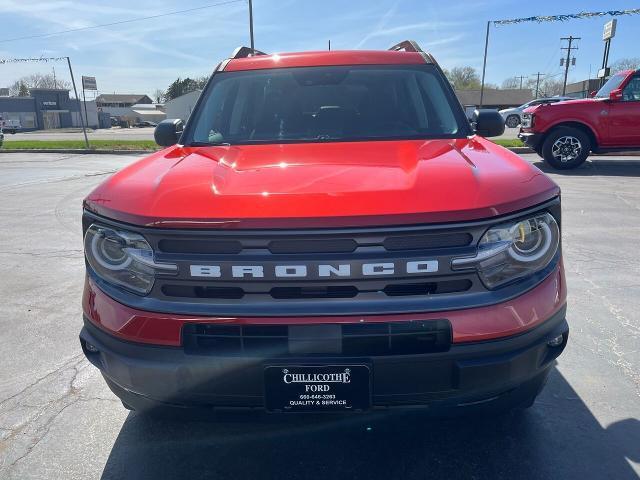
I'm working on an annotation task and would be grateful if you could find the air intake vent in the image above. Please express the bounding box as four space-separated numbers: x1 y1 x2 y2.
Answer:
183 320 452 356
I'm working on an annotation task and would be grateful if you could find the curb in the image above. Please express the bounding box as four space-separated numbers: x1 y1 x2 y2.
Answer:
507 146 534 154
0 149 152 154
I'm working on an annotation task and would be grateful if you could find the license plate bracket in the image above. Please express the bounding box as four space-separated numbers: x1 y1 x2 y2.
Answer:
264 364 371 412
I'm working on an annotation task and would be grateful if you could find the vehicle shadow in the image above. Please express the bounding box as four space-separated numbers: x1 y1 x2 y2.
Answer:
100 369 640 480
533 158 640 177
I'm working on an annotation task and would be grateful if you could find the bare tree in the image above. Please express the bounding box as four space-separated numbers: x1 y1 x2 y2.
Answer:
524 77 563 98
9 73 71 96
611 57 640 73
446 66 481 90
153 88 165 103
501 77 521 89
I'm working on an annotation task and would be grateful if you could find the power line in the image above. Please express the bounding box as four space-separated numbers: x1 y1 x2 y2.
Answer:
0 0 245 44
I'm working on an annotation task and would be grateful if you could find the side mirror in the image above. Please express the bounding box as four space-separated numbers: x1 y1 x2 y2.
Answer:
609 88 623 101
471 109 505 137
154 119 184 146
589 90 597 98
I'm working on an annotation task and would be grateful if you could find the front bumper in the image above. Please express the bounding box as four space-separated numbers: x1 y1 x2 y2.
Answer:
80 305 567 412
518 132 545 150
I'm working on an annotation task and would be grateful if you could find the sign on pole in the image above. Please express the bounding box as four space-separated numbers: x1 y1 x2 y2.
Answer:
82 76 97 90
603 19 617 40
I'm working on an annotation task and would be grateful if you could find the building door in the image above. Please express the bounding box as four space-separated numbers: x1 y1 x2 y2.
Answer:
42 111 60 129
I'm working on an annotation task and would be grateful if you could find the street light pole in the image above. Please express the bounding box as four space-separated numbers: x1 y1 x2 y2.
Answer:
248 0 254 49
479 21 490 108
66 56 89 149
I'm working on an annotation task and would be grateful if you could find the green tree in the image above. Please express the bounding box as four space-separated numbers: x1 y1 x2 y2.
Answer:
164 76 208 100
446 66 481 90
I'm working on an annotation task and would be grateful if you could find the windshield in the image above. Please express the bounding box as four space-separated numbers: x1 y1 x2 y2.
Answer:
187 65 465 145
595 73 627 98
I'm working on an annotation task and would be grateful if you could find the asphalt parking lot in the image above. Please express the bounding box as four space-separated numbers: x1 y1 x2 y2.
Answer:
0 151 639 480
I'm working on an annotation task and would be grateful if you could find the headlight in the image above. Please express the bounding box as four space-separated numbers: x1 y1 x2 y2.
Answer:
84 224 177 295
521 113 533 128
452 213 559 289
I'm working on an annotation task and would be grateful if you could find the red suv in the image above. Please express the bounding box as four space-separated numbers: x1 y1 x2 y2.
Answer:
80 41 567 415
520 69 640 169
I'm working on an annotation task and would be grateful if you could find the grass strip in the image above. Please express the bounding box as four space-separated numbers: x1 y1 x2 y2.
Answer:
1 140 159 150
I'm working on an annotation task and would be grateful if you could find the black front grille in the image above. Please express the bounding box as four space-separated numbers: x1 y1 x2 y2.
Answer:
84 198 561 317
142 221 485 315
383 232 472 251
183 320 452 357
161 279 472 300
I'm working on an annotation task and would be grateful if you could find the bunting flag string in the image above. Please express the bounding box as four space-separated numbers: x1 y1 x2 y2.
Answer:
0 56 67 65
494 9 640 26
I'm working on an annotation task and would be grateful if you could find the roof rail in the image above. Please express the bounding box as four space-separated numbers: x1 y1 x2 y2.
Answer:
388 39 436 64
231 46 267 59
388 40 423 53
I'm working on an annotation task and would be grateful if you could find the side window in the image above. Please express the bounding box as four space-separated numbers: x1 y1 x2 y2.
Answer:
622 76 640 101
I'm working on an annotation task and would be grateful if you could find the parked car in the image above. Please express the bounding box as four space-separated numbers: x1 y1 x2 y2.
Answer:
80 41 567 417
500 97 574 128
0 117 21 134
519 69 640 169
133 120 158 128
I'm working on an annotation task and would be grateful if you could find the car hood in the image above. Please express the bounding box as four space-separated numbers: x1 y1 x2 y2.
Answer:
85 137 558 228
524 98 598 113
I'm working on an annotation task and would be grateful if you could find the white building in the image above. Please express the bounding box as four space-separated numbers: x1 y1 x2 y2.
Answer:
165 90 202 122
127 103 166 124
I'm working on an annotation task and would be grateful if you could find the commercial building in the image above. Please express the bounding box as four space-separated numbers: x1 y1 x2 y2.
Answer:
455 88 533 110
165 90 202 122
95 94 165 125
565 79 601 99
0 88 106 130
95 94 153 117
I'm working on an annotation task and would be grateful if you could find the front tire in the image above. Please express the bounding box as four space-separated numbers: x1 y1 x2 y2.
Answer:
505 115 520 128
542 127 591 169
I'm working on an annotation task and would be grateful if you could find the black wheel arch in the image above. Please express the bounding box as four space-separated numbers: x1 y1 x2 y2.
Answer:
545 121 598 151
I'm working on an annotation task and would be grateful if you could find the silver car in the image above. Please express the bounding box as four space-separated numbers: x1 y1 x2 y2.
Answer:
500 97 574 128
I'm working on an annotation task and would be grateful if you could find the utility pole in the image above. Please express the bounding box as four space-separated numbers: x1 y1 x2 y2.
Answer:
66 57 89 149
561 36 580 95
248 0 254 49
532 72 545 98
479 20 490 108
517 75 526 89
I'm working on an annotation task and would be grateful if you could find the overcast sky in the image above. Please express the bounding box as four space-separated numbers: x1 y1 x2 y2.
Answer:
1 0 639 98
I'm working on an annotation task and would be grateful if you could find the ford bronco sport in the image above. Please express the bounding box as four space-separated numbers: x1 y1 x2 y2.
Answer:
519 69 640 169
80 41 568 415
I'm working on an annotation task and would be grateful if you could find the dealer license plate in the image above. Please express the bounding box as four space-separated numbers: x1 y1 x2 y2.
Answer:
264 365 371 412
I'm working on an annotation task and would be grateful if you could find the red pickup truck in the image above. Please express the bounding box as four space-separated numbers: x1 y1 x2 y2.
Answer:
519 69 640 169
